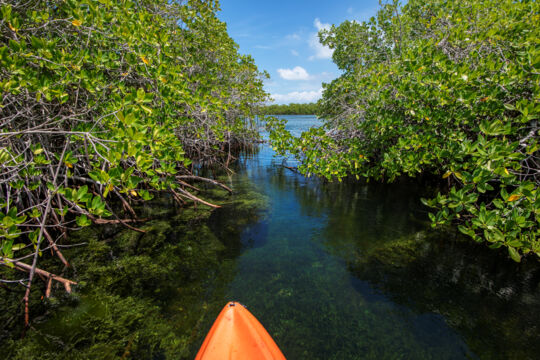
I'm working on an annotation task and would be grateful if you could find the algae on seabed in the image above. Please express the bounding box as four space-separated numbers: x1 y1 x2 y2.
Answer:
0 177 268 360
347 229 540 360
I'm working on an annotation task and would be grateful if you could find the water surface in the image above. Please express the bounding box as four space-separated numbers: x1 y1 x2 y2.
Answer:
198 115 540 360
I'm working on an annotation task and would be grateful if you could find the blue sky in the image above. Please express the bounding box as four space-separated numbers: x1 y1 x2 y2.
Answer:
218 0 381 104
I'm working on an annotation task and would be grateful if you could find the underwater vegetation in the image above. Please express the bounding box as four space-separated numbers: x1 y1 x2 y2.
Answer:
348 229 540 360
0 178 268 359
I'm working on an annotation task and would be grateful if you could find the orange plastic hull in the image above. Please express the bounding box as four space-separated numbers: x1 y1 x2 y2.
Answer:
195 302 286 360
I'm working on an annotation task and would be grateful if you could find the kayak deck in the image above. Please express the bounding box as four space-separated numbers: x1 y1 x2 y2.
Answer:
195 302 286 360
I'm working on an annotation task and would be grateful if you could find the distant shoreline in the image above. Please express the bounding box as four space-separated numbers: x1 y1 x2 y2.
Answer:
259 102 318 115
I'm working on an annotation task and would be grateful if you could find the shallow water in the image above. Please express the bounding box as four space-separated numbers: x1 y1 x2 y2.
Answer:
4 116 538 359
195 115 540 359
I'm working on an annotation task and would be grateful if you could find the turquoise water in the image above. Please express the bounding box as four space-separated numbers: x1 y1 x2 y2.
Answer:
197 115 540 359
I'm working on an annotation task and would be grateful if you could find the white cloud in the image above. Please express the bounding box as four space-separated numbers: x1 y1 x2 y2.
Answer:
271 88 323 104
314 18 330 31
291 49 299 56
309 18 333 60
277 66 311 81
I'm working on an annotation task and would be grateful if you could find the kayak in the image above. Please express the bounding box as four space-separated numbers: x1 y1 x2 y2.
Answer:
195 302 286 360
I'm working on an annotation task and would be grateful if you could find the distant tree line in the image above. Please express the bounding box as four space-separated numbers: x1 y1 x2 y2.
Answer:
260 102 319 115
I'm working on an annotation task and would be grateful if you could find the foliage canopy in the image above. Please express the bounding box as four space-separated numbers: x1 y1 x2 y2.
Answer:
0 0 267 314
267 0 540 261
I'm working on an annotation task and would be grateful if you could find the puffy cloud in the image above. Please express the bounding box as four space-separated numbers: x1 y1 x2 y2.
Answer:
277 66 311 81
309 18 333 60
314 18 330 31
271 88 323 104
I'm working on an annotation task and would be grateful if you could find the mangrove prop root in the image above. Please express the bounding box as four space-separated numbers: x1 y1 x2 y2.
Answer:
113 190 138 218
0 258 77 294
173 188 221 208
176 175 234 193
177 179 201 192
281 165 300 174
171 191 187 207
92 217 149 233
43 229 70 268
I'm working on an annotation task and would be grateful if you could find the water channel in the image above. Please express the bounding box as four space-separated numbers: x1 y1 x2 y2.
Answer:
9 115 539 360
197 115 540 359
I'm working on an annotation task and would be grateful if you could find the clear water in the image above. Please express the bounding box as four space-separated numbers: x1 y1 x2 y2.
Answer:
197 115 540 360
9 115 538 359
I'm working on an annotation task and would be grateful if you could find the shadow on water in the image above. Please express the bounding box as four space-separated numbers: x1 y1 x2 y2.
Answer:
273 168 540 359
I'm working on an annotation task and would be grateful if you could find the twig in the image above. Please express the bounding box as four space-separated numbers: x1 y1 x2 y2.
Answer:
176 175 233 193
0 258 77 295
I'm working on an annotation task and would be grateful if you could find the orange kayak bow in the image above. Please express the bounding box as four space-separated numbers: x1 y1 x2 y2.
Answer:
195 302 286 360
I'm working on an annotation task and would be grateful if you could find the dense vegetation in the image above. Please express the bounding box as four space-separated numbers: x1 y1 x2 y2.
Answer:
0 0 266 328
260 102 318 115
1 177 268 359
267 0 540 261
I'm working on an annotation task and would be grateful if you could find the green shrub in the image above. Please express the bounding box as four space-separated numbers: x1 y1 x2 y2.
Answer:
267 0 540 261
0 0 267 272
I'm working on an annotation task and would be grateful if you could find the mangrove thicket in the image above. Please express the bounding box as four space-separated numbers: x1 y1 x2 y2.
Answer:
0 0 267 330
267 0 540 261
